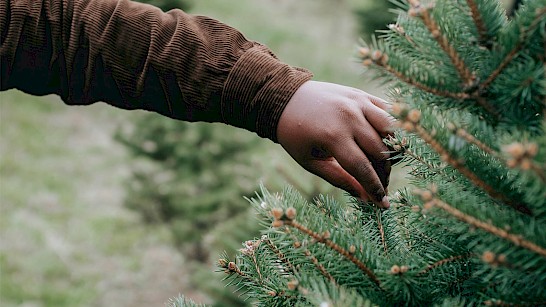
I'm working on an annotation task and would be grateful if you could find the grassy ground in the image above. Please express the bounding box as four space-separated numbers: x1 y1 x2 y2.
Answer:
0 0 406 305
0 91 199 306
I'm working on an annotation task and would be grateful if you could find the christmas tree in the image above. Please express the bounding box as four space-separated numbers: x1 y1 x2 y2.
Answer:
205 0 546 306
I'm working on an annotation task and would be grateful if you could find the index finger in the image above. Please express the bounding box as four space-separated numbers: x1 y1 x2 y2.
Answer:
331 141 390 208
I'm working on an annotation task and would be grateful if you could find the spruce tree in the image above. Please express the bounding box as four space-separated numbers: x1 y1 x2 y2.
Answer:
206 0 546 306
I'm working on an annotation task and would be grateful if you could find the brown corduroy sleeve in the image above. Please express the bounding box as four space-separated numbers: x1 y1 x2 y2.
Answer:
0 0 313 141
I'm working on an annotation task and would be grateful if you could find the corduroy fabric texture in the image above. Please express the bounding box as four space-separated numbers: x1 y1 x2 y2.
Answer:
0 0 313 141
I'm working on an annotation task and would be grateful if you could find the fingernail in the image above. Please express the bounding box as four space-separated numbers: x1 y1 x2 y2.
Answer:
380 196 390 209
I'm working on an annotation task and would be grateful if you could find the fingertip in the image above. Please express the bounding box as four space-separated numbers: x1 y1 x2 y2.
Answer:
379 196 390 209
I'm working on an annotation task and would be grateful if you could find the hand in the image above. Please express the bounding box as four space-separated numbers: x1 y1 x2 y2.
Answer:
277 81 394 208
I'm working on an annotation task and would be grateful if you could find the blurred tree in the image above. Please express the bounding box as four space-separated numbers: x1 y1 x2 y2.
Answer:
116 117 261 261
116 116 262 306
353 1 398 37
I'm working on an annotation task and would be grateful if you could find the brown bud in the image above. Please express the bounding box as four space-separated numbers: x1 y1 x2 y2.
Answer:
287 279 299 290
420 190 433 202
411 205 421 212
520 158 532 170
228 261 237 271
423 201 434 210
268 291 277 297
482 251 495 264
504 143 525 159
431 29 440 38
390 265 401 274
349 245 356 254
497 254 506 263
408 8 419 17
506 158 518 168
371 50 383 61
402 121 415 132
271 208 283 220
293 241 302 248
391 103 404 116
381 53 389 65
218 258 228 268
400 265 409 273
362 59 373 67
359 47 371 58
271 220 284 228
407 109 421 123
285 207 297 220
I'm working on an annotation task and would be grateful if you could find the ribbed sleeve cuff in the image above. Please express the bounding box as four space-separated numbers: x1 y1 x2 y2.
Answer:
221 45 313 142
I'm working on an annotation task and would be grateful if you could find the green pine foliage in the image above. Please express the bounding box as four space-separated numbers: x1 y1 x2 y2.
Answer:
214 0 546 305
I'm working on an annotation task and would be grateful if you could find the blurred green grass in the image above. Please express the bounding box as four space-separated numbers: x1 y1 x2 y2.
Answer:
0 0 407 306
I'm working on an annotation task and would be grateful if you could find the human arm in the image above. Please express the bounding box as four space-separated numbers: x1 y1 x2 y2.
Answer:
0 0 310 140
1 0 393 207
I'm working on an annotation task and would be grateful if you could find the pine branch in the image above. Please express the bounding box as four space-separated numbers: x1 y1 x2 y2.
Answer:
448 123 499 157
221 259 263 286
417 253 475 275
287 229 337 285
466 0 490 47
303 248 337 285
407 0 476 87
421 195 546 258
479 7 546 90
393 105 532 215
264 238 296 274
360 48 470 99
375 207 388 254
270 207 381 287
286 220 381 287
446 127 546 184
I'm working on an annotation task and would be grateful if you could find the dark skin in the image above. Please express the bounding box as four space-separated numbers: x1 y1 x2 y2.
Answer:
278 80 394 208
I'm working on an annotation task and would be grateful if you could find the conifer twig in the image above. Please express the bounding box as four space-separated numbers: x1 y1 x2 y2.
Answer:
375 207 388 254
361 53 470 99
417 253 475 275
272 213 381 287
285 219 381 286
428 197 546 257
449 124 499 157
407 0 475 86
264 238 296 274
393 106 532 215
466 0 489 47
287 231 337 284
404 148 437 171
303 248 337 285
480 8 546 90
415 122 531 214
